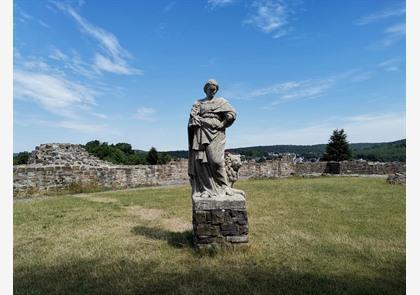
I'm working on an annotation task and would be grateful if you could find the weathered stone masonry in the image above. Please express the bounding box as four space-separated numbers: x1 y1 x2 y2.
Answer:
13 143 406 197
13 162 190 197
192 194 249 249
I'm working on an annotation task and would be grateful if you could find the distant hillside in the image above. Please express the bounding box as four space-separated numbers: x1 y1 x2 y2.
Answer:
15 139 406 164
164 139 406 162
352 139 405 162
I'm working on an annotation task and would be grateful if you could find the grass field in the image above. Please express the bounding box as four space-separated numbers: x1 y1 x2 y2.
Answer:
14 177 405 295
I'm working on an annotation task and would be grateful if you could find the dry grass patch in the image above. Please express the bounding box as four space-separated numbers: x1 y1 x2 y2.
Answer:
161 217 191 232
84 196 118 203
126 206 164 220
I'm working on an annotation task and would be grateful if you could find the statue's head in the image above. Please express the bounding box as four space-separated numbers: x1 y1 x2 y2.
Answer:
204 79 219 99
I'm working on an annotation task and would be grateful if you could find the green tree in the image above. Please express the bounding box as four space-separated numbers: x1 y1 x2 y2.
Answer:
157 153 171 164
84 140 151 165
322 129 352 161
146 147 159 165
127 153 147 165
13 151 30 165
85 140 100 151
115 143 133 154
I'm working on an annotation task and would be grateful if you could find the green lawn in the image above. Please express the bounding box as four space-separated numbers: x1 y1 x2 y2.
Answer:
14 177 405 295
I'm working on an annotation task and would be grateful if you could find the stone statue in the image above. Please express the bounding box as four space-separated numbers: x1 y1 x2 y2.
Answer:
225 153 242 188
188 79 245 198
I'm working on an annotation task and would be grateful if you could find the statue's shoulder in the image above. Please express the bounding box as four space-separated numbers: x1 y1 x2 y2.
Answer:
210 97 229 108
216 97 228 104
196 97 227 104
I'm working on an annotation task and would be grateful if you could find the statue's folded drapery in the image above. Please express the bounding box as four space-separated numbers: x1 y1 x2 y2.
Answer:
188 97 236 198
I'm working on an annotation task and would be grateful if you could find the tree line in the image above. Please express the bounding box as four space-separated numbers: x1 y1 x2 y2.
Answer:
13 131 406 165
83 140 172 165
13 141 173 165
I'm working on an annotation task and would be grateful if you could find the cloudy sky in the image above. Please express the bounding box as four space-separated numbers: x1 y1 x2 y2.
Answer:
14 0 405 152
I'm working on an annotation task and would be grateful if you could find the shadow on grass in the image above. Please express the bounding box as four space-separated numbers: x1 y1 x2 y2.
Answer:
131 225 194 249
14 257 405 295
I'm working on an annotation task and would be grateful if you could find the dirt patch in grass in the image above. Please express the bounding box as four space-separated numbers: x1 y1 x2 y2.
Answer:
84 197 118 203
126 206 190 231
126 206 164 220
161 217 191 232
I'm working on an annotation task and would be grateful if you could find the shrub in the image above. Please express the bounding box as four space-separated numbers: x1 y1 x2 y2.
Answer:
13 152 30 165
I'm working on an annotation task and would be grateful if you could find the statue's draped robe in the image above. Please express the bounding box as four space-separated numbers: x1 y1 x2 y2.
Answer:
188 97 236 197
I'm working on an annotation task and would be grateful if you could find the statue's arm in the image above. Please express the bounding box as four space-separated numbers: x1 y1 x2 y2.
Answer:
188 102 201 127
222 111 236 129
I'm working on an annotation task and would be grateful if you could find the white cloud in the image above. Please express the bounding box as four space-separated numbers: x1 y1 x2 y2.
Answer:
53 2 142 75
349 71 374 82
163 1 176 13
49 47 68 61
15 5 50 28
249 81 301 97
208 0 235 8
52 120 108 133
354 6 405 48
229 78 334 104
386 22 405 34
134 107 156 121
17 9 33 22
48 47 96 78
92 113 108 119
274 80 334 103
341 112 406 143
343 113 399 122
38 20 50 28
14 67 97 118
244 0 292 38
230 112 405 146
224 68 378 108
376 22 406 48
93 53 140 75
355 7 405 25
377 57 402 72
14 114 116 136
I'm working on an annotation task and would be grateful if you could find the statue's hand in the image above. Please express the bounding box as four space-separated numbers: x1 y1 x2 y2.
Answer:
223 112 236 129
190 103 200 116
225 113 235 122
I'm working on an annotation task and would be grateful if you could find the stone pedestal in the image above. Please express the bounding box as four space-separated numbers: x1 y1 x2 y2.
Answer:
192 194 249 249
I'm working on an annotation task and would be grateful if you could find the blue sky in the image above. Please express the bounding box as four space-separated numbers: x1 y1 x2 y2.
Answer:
13 0 406 153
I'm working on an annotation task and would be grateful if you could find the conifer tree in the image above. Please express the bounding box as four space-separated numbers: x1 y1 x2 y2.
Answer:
322 129 352 161
146 147 159 164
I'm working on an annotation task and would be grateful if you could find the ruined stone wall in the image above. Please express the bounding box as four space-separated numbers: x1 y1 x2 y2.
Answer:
28 143 106 166
13 143 406 197
236 159 295 179
293 161 405 176
294 162 328 175
13 161 189 197
339 161 405 175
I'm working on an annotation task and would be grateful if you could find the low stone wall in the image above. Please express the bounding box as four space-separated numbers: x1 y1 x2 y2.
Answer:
293 161 405 176
294 162 328 175
237 158 295 179
13 158 406 197
339 161 405 175
13 161 189 197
